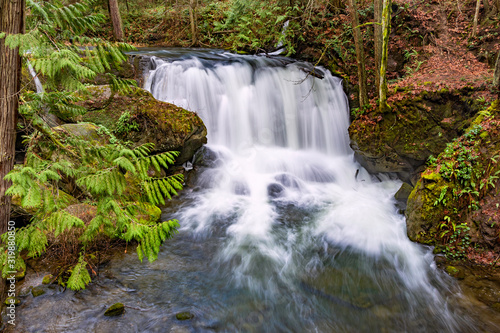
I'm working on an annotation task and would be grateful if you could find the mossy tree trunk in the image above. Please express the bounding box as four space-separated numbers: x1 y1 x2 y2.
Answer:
109 0 124 41
0 0 23 234
347 0 368 107
379 0 391 112
374 0 383 98
472 0 481 37
494 51 500 99
189 0 198 46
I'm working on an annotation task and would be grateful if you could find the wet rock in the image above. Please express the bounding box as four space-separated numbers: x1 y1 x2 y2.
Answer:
275 173 299 188
394 182 413 211
54 123 107 144
42 274 53 285
104 303 125 317
31 286 46 297
267 183 285 198
175 311 194 320
193 146 222 168
445 266 465 279
4 297 20 306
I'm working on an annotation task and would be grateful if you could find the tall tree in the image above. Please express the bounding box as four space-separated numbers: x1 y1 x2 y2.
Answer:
0 0 24 234
379 0 391 112
189 0 198 45
374 0 383 98
109 0 124 41
494 51 500 99
472 0 481 37
347 0 368 107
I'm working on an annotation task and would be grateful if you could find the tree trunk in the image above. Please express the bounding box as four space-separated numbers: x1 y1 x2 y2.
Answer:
494 51 500 99
472 0 481 37
374 0 383 97
379 0 391 112
347 0 368 107
189 0 198 45
0 0 23 235
109 0 124 41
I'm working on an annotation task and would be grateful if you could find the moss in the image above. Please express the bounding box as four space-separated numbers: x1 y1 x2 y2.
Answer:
32 286 46 297
42 274 53 285
176 311 194 320
104 303 125 316
5 297 20 306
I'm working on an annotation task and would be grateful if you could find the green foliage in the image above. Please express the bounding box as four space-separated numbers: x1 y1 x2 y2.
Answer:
2 0 137 126
0 0 182 291
2 129 183 290
213 0 305 55
114 111 139 135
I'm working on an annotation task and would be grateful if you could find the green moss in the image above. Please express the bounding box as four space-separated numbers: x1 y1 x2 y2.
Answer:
104 303 125 316
176 311 194 320
42 274 53 285
5 297 20 306
32 286 46 297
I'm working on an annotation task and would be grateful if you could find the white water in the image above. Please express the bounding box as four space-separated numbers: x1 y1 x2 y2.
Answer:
144 52 470 331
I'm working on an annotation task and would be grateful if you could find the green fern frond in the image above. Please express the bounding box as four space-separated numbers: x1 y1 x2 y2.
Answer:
66 256 91 291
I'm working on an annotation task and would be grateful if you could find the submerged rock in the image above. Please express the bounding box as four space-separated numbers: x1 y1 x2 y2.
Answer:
267 183 285 198
31 286 46 297
104 302 125 317
175 311 194 320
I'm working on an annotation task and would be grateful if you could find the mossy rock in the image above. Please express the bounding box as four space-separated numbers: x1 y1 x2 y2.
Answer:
406 108 500 252
445 266 465 279
349 90 479 183
54 123 108 145
175 311 194 320
79 85 207 165
4 297 21 306
104 303 125 317
31 286 46 297
42 274 54 285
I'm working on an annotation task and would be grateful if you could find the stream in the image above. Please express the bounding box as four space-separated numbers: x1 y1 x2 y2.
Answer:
9 48 495 332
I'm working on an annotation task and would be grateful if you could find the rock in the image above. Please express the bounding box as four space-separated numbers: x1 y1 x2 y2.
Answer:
104 303 125 317
267 183 285 199
31 286 46 297
4 297 20 306
175 311 194 320
445 266 465 279
42 274 53 285
79 86 207 166
193 146 222 168
275 173 299 188
394 182 413 211
54 123 107 144
349 90 480 183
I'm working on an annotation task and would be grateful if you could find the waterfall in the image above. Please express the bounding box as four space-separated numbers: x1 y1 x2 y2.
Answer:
26 59 44 94
142 50 477 332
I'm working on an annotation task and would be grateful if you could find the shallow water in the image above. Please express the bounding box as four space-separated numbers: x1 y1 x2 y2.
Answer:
9 49 496 332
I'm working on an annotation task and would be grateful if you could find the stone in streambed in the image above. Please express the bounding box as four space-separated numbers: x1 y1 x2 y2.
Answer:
42 274 53 285
104 303 125 317
175 311 194 320
31 286 46 297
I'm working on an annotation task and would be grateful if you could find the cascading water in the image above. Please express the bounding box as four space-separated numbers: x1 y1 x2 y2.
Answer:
141 49 478 332
11 49 492 333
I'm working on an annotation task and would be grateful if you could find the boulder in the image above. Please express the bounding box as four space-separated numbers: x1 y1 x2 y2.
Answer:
79 86 207 166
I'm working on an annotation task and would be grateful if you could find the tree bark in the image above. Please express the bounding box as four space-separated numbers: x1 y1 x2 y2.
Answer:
374 0 383 98
189 0 198 45
494 51 500 99
109 0 124 41
347 0 368 107
0 0 23 235
472 0 481 37
379 0 391 112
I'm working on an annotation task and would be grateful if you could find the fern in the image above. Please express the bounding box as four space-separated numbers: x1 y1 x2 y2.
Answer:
66 256 91 291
